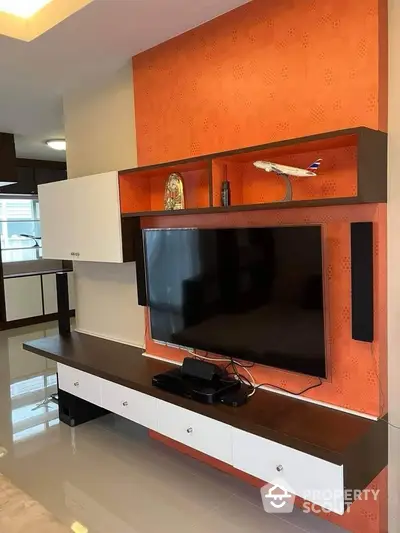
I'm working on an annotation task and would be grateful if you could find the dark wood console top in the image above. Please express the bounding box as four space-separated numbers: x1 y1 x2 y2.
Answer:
23 331 387 489
4 268 72 279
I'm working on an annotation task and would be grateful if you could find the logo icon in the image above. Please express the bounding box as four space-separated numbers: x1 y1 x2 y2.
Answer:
260 480 295 514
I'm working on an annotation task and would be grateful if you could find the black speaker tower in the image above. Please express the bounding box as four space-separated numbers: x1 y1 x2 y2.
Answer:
350 222 374 342
56 272 71 337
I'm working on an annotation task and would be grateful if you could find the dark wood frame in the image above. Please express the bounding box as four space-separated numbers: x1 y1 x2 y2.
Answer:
23 331 388 509
120 127 387 219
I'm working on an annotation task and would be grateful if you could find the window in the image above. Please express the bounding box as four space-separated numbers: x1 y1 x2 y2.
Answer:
0 197 42 263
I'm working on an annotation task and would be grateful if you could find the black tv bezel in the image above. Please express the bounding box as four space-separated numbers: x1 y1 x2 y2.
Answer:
143 225 327 380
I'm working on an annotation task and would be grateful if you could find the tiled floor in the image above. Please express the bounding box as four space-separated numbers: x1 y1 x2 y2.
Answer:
0 323 349 533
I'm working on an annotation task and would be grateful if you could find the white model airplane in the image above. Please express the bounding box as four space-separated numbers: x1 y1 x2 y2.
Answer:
253 158 322 177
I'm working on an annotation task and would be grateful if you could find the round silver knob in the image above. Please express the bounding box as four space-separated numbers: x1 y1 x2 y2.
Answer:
186 427 193 434
74 381 79 387
276 465 283 472
122 401 128 407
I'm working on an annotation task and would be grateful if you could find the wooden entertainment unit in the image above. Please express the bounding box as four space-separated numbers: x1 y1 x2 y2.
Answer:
23 332 387 516
32 126 388 521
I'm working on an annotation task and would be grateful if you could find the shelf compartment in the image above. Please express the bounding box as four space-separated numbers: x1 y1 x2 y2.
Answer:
212 144 358 207
120 127 387 217
119 160 211 214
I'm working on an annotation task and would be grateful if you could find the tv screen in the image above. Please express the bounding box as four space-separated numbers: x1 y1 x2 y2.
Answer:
143 226 326 378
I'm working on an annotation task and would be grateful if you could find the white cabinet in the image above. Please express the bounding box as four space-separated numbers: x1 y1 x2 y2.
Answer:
232 428 345 514
101 380 158 431
156 400 233 464
56 368 348 516
57 364 102 406
42 273 76 314
38 180 74 261
4 276 43 321
39 172 125 263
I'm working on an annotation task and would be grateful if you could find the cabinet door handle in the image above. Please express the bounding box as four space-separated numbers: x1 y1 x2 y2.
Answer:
74 381 79 387
186 427 193 434
122 401 128 407
276 465 283 472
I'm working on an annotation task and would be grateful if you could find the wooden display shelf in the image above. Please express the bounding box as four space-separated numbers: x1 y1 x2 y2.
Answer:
119 127 387 217
122 196 368 219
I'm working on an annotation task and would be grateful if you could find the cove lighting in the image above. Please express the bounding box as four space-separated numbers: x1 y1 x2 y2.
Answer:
46 139 66 151
0 0 52 19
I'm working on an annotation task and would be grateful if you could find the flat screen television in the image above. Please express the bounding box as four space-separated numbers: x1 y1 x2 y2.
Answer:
143 226 326 378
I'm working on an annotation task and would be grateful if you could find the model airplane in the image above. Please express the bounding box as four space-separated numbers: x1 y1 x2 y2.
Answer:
253 158 322 177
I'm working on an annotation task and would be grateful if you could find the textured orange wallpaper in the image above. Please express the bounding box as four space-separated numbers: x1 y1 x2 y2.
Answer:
142 203 387 417
132 1 388 531
133 0 387 165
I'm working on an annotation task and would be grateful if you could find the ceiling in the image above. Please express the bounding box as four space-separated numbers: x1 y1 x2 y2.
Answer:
0 0 249 162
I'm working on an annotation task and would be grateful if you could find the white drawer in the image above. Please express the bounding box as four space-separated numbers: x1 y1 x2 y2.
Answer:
101 380 158 430
157 401 232 464
232 428 344 514
57 364 102 406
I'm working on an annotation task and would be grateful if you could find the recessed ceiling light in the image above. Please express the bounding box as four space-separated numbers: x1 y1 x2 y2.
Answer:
46 139 66 151
0 0 52 18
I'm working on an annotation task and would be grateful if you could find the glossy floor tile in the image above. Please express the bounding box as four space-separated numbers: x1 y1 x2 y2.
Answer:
0 323 350 533
0 473 70 533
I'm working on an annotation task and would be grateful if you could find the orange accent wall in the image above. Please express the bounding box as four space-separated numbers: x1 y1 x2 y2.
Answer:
133 0 388 165
132 1 388 531
142 203 387 417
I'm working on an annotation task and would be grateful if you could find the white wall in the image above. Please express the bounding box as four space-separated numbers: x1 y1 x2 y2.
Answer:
64 61 137 179
74 262 145 347
388 0 400 529
63 61 144 347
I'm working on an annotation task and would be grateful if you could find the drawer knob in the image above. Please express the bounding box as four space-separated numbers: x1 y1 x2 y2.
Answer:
276 465 283 472
186 427 193 434
74 381 79 387
122 401 128 407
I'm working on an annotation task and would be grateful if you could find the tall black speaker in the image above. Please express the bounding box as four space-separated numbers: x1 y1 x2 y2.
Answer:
350 222 374 342
56 272 71 337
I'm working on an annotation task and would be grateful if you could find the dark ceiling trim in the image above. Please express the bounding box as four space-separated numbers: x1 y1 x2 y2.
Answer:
17 158 66 170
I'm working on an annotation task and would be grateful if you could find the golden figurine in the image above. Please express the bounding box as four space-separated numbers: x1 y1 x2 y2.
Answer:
164 172 185 210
